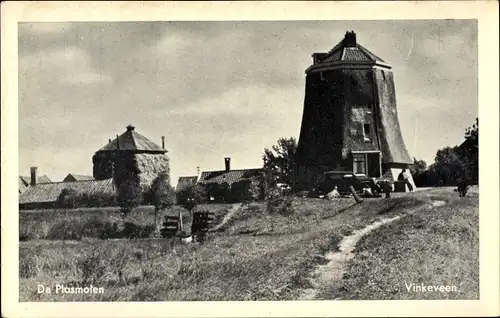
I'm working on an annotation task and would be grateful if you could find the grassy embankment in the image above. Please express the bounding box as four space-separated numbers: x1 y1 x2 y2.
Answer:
19 204 232 241
19 187 478 301
320 187 479 300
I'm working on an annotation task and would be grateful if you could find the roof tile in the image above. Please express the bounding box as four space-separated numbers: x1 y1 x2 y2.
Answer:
198 169 263 186
19 179 115 204
63 174 95 182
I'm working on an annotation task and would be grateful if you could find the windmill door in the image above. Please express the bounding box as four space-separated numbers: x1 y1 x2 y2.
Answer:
352 151 381 178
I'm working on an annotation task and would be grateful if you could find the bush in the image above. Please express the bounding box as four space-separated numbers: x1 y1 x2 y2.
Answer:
204 182 231 202
176 184 207 210
117 179 143 215
267 195 294 217
57 188 78 209
56 189 117 209
81 216 109 238
120 222 156 239
230 180 253 202
41 216 157 241
46 219 83 240
76 247 108 285
19 252 39 278
98 221 121 239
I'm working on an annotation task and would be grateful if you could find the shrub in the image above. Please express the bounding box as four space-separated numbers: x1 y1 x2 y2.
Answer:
19 252 39 278
83 192 117 207
204 183 231 202
267 195 294 217
149 172 175 209
46 219 83 240
230 180 253 202
57 188 78 209
176 184 207 211
121 222 156 239
76 247 108 285
56 189 117 209
148 172 175 234
117 179 143 215
98 221 120 240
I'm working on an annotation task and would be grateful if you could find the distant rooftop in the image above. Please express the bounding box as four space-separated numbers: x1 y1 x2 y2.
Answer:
176 176 198 190
198 168 263 186
63 174 95 182
19 178 114 205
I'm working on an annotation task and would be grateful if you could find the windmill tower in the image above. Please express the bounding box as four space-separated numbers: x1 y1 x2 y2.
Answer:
295 31 415 190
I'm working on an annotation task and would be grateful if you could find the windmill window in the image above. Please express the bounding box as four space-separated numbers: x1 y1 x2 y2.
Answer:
363 123 372 142
353 154 367 175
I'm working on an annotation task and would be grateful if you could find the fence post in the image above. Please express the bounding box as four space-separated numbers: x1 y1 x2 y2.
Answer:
349 186 364 203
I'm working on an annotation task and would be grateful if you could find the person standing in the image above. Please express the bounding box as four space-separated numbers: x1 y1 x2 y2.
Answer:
398 169 413 192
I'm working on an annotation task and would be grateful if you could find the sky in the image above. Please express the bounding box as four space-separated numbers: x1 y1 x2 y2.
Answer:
18 20 478 186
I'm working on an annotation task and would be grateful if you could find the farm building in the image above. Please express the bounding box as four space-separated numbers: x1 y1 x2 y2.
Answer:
198 158 263 201
63 173 95 182
92 125 171 190
295 31 415 190
176 176 198 190
19 176 114 210
18 167 51 194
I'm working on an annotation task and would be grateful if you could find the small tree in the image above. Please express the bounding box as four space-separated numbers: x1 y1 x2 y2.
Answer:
150 172 175 233
462 117 479 183
177 184 206 210
433 146 466 186
263 137 297 185
219 182 231 202
176 184 207 232
410 157 427 177
57 188 78 209
231 179 252 202
117 179 143 216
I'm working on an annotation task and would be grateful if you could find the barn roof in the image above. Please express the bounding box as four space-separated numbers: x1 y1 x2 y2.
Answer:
63 174 95 182
97 125 166 153
176 176 198 189
198 168 263 186
19 178 115 204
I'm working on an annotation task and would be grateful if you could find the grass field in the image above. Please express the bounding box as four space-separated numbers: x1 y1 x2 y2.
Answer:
19 187 479 301
20 203 234 241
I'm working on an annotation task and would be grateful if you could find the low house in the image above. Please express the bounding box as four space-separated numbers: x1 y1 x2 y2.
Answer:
197 157 263 201
176 176 198 190
63 173 95 182
19 167 52 194
19 177 115 210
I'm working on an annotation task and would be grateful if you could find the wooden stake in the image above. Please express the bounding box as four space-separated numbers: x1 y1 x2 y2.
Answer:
349 186 364 203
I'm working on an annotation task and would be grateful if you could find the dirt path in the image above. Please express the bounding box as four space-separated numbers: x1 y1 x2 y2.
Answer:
209 203 243 232
300 199 446 300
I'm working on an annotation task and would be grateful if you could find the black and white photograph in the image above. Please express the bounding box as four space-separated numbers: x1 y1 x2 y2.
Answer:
2 1 499 317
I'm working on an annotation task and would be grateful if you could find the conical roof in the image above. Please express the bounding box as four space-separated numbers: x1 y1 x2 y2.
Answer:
308 31 389 72
97 125 166 153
